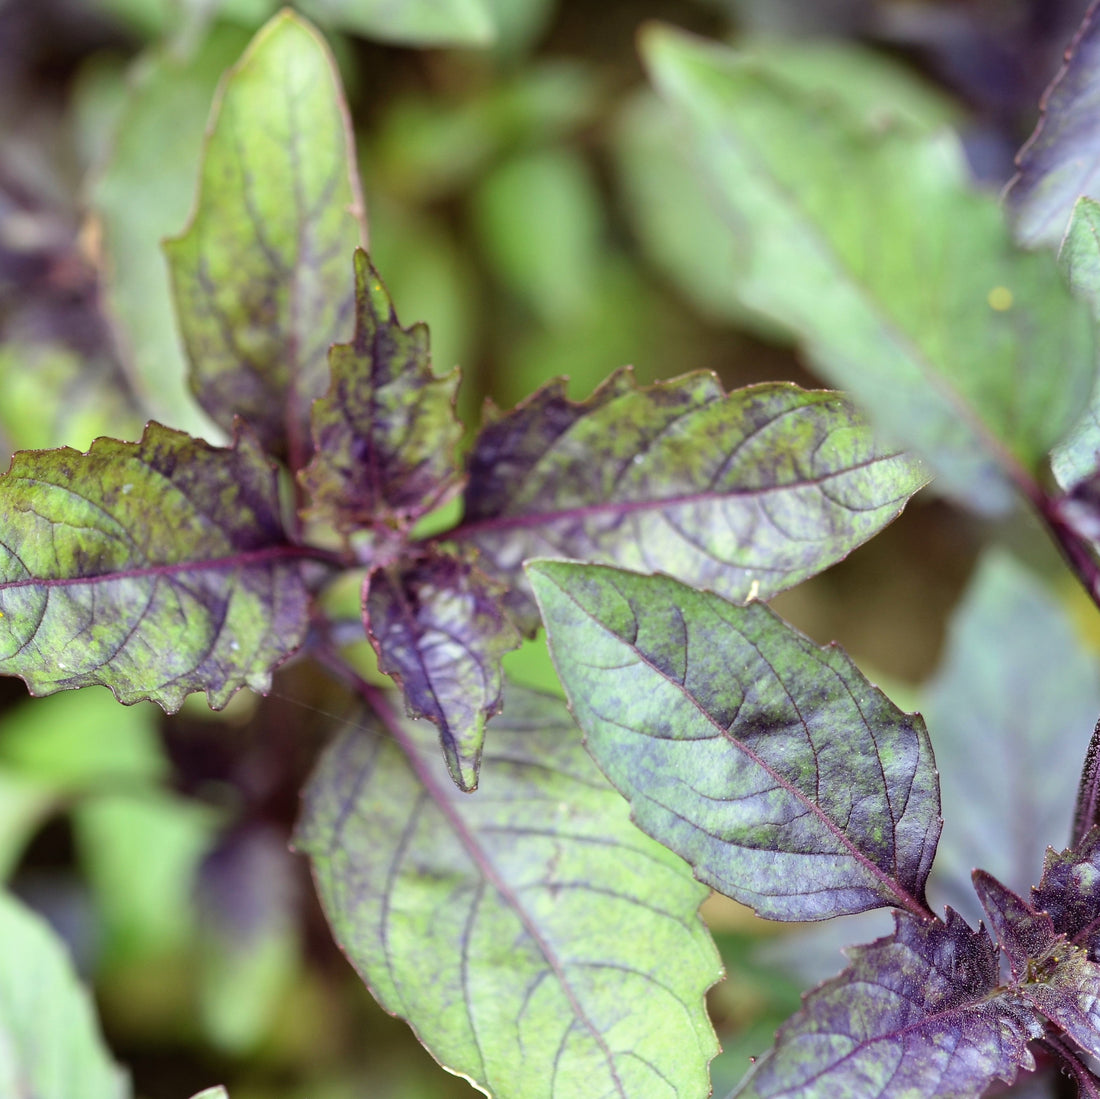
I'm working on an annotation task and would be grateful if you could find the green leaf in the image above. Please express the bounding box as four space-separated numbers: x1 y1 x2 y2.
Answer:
76 792 214 966
299 0 495 46
90 25 253 441
299 251 463 539
1005 4 1100 248
645 27 1094 513
165 10 367 466
0 890 130 1099
0 770 55 880
1052 197 1100 491
459 372 926 632
0 343 143 459
614 39 956 332
471 147 603 326
295 686 721 1099
528 562 940 922
922 551 1100 924
364 553 522 791
0 422 309 709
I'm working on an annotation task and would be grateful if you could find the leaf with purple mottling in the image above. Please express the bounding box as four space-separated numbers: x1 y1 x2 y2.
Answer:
364 552 521 791
165 11 366 467
299 250 463 543
295 686 721 1099
528 562 941 922
730 910 1041 1099
0 422 308 709
458 372 925 632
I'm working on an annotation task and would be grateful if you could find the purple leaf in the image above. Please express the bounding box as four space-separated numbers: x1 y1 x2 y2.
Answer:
364 552 521 791
975 870 1100 1063
459 371 926 632
1075 721 1100 847
528 562 941 922
732 910 1042 1099
973 870 1059 978
1006 2 1100 248
1033 831 1100 959
299 251 463 544
0 422 309 709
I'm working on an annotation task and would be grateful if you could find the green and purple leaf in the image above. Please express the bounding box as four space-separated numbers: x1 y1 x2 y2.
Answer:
1005 4 1100 248
974 870 1100 1063
458 372 926 632
645 28 1094 513
295 686 721 1099
730 910 1041 1099
528 562 941 922
299 250 463 541
363 552 521 791
0 422 308 709
165 11 366 468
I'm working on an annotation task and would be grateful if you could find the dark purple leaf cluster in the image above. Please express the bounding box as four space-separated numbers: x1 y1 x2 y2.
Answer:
730 826 1100 1098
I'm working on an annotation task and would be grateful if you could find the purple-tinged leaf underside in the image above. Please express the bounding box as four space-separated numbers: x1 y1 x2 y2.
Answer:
730 910 1042 1099
164 11 366 468
299 250 463 542
527 562 941 922
363 552 521 791
921 551 1100 924
1033 830 1100 959
0 422 308 709
458 371 926 633
294 686 721 1099
974 870 1100 1063
1005 2 1100 248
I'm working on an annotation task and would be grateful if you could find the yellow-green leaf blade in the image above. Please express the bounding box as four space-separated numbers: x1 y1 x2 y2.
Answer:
165 10 366 466
295 687 721 1099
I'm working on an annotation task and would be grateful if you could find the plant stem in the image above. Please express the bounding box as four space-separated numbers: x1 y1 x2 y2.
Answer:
1041 1034 1100 1098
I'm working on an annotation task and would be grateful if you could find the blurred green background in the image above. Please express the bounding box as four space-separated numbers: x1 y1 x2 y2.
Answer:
0 0 1095 1095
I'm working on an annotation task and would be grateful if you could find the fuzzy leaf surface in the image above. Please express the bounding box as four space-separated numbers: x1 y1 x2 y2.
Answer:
1033 831 1100 959
974 870 1100 1062
0 890 130 1099
0 422 308 709
364 552 521 791
646 28 1093 513
922 551 1100 924
730 910 1040 1099
460 372 925 632
528 562 940 921
165 11 366 466
1005 5 1100 248
295 686 721 1099
299 250 463 538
